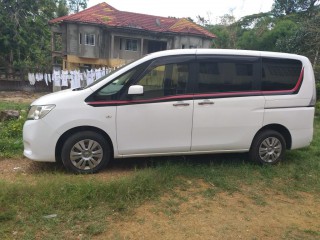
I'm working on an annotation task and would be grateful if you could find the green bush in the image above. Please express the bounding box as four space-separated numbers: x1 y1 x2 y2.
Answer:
0 109 27 158
1 115 26 138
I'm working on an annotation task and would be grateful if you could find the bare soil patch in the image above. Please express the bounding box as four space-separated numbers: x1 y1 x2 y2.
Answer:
0 158 135 183
0 91 48 103
99 181 320 240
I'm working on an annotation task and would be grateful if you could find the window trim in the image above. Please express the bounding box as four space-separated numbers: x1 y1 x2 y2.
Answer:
120 38 138 51
84 34 95 46
261 57 303 92
85 61 152 103
120 55 196 101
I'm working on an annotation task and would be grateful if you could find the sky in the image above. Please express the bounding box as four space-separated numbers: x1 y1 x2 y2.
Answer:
87 0 274 23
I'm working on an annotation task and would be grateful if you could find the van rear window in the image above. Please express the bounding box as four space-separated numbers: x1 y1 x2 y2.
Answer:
262 58 302 91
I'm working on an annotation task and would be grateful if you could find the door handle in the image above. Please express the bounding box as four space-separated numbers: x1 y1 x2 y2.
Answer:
173 102 190 107
198 100 214 105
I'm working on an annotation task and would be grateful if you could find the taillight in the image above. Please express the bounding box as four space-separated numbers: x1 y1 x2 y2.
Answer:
309 83 317 106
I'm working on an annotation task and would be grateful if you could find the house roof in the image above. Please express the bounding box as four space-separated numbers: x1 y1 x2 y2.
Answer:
49 2 215 39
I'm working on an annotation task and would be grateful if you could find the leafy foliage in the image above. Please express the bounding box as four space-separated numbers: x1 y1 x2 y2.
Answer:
0 0 87 71
0 102 29 158
0 0 56 70
68 0 87 13
272 0 320 16
202 0 320 83
56 0 69 17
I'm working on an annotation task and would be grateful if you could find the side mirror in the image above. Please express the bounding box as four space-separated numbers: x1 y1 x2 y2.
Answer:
128 85 144 95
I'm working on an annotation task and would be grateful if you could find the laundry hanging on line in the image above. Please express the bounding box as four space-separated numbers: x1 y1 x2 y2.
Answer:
27 67 118 89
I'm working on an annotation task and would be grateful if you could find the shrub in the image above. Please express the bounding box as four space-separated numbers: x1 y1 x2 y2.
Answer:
0 111 26 158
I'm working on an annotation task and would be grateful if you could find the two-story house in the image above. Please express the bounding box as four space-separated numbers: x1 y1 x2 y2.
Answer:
49 2 216 70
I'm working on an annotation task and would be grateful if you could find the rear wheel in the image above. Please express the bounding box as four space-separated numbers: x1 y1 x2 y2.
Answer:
61 131 111 173
250 130 286 165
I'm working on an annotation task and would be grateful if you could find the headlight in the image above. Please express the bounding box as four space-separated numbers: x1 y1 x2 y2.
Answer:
27 105 55 120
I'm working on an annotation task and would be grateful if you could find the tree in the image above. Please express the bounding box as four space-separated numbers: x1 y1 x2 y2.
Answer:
277 12 320 81
271 0 320 81
272 0 320 16
0 0 75 71
0 0 89 72
206 13 240 49
68 0 87 13
0 0 56 68
56 0 69 17
196 15 208 26
208 25 234 48
262 18 298 51
236 12 274 50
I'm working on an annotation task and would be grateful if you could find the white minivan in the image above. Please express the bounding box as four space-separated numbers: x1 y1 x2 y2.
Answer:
23 49 316 173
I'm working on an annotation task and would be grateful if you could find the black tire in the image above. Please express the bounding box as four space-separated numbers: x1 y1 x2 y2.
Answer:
61 131 111 173
250 130 286 165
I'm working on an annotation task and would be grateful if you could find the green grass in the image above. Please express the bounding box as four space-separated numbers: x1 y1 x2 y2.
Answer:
0 101 30 112
0 102 29 158
1 100 320 238
0 169 177 239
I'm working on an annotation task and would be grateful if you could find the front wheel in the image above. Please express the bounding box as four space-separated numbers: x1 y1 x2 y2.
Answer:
250 130 286 165
61 131 111 173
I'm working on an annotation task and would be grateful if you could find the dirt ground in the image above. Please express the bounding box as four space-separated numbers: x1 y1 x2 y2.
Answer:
1 91 320 239
101 185 320 240
0 91 48 103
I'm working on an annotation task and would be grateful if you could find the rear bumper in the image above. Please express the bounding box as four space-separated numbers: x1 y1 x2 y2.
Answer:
290 128 314 149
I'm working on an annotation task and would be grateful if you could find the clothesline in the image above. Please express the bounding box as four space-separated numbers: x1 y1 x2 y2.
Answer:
28 67 117 89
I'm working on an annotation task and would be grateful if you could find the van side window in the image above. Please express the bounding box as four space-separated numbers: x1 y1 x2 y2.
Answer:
132 63 189 99
262 58 302 91
196 60 254 93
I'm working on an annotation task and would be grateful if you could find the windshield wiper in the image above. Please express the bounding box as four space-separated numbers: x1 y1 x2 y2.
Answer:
72 87 84 91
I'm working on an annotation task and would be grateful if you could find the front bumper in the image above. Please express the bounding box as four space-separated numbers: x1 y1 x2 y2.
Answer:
23 119 60 162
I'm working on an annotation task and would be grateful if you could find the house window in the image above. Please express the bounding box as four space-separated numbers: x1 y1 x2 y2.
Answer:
120 38 138 51
85 34 95 46
79 33 82 45
126 39 138 51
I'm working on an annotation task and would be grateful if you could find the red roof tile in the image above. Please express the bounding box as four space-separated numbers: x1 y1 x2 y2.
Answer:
49 2 215 39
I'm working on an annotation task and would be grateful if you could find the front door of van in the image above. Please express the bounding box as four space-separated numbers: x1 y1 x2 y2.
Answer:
117 57 194 155
191 56 265 152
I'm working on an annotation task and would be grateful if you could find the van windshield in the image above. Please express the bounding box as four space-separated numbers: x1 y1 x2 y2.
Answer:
84 59 142 89
84 65 126 89
95 68 137 97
